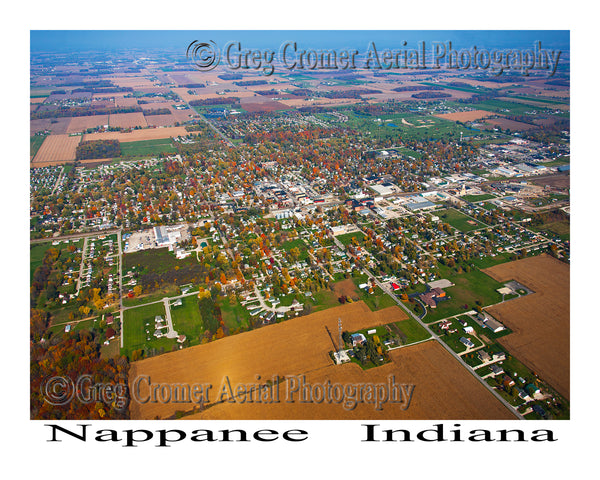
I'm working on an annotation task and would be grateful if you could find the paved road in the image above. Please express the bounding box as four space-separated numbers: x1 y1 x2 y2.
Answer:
362 267 524 420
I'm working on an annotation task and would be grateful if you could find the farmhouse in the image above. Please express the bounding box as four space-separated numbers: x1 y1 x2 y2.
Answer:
350 333 367 346
459 337 475 348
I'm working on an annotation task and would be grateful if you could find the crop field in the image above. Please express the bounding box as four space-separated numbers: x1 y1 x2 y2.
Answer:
32 134 81 164
83 126 190 143
108 112 148 129
31 117 72 136
66 115 109 133
186 340 514 420
129 301 514 419
483 117 539 132
143 114 177 127
434 110 496 122
482 254 569 399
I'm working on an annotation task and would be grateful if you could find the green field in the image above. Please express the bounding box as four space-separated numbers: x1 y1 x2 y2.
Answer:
422 264 505 322
170 296 204 346
461 194 496 203
122 302 174 358
280 238 310 261
30 134 48 158
120 138 177 157
396 317 431 344
437 208 486 232
217 298 251 332
351 275 398 311
336 231 366 246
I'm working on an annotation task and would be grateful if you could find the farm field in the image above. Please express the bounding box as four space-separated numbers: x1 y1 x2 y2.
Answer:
483 254 570 400
483 117 539 132
129 300 514 420
83 126 190 143
434 110 496 122
67 115 109 133
109 112 148 129
32 134 81 165
120 138 177 157
186 340 514 420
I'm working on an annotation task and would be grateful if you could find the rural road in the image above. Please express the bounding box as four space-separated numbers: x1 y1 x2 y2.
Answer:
362 267 524 420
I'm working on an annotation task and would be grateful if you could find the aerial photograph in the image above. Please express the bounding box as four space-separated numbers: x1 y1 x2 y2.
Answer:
29 30 571 422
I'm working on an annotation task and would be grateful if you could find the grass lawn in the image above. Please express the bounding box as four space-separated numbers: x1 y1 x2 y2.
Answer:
122 285 182 307
170 296 204 346
461 194 496 203
438 328 483 354
47 318 96 336
395 317 431 344
122 302 174 358
422 264 505 323
437 208 486 232
470 252 513 269
336 231 366 246
280 238 309 261
306 288 341 313
120 138 177 157
31 134 48 158
530 220 570 241
217 298 251 332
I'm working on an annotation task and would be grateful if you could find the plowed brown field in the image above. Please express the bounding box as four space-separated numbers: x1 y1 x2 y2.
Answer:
32 134 81 164
434 110 496 122
128 301 514 420
83 126 189 143
483 254 569 399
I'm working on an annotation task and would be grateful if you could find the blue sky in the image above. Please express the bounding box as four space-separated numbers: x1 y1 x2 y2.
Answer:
30 30 569 53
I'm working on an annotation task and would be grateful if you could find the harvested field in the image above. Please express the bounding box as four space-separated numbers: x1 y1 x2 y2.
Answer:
144 114 177 127
128 301 514 420
484 118 538 131
83 126 191 143
30 117 71 136
240 99 290 112
188 341 515 420
434 110 496 122
115 97 140 107
483 254 569 399
66 115 109 133
32 134 81 164
110 76 156 88
109 112 148 129
527 172 570 189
